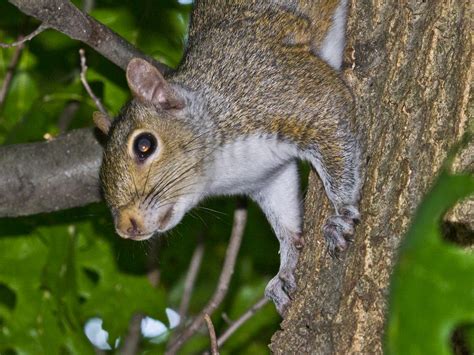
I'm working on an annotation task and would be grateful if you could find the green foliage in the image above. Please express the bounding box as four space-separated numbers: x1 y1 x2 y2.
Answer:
0 1 279 353
386 144 474 355
0 216 166 353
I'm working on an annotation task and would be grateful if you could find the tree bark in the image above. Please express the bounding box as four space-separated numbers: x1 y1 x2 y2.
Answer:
270 1 472 354
0 129 102 216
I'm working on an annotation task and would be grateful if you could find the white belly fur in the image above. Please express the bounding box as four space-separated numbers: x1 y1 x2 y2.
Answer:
206 135 298 195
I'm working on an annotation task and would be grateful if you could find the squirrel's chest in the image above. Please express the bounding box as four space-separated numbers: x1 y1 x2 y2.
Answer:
205 135 298 195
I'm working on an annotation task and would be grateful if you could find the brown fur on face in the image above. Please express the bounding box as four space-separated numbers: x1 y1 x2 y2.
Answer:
100 102 207 213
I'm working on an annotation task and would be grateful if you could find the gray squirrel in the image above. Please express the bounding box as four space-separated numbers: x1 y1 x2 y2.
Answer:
94 0 361 315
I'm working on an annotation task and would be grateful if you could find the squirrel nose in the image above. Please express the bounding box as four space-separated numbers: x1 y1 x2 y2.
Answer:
116 210 145 239
127 217 140 236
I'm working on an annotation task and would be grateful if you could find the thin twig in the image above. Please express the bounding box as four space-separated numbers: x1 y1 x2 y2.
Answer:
202 297 269 355
179 234 205 319
119 313 144 355
216 296 269 348
82 0 95 13
204 314 219 355
146 237 161 287
168 234 205 346
79 48 108 116
221 313 233 325
166 198 248 355
120 238 160 354
0 24 48 48
0 36 24 108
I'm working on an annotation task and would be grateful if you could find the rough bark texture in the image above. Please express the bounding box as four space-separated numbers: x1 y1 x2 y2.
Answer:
270 1 472 354
0 129 102 217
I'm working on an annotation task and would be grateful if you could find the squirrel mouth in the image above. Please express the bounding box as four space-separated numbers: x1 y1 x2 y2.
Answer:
157 205 174 231
129 233 154 241
116 228 153 241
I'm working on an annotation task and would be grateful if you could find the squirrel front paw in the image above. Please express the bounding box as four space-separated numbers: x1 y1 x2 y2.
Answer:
265 269 297 316
323 205 360 257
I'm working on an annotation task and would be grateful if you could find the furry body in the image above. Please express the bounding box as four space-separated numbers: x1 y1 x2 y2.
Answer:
100 0 361 314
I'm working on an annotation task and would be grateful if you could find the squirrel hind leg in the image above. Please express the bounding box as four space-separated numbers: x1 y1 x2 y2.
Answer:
250 161 303 315
302 140 361 257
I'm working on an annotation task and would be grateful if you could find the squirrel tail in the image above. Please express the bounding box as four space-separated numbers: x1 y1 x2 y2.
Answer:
315 0 349 71
189 0 350 70
277 0 350 70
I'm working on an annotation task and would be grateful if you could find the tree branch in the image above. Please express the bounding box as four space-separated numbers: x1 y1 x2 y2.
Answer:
0 36 25 108
166 199 248 354
79 48 108 116
216 296 269 348
204 314 219 355
119 313 144 355
0 24 48 48
0 128 102 217
8 0 171 73
179 234 205 319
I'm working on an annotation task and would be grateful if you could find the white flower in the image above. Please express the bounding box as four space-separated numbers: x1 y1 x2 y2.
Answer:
84 318 112 350
85 308 182 349
140 308 180 338
141 317 167 338
165 308 181 329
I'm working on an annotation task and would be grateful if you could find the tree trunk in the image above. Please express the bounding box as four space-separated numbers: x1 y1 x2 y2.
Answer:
271 1 472 354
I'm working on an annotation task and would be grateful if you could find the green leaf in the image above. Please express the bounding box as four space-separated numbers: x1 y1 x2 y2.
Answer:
75 222 167 342
0 214 166 353
1 70 40 131
84 68 128 114
0 228 91 354
90 8 138 44
386 160 474 354
35 30 76 52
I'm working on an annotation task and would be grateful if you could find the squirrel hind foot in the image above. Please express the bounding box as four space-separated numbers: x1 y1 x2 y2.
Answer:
265 269 298 316
265 278 290 316
323 206 360 257
340 205 361 224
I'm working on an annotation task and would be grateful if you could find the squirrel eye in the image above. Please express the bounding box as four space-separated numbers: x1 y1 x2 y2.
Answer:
133 133 157 161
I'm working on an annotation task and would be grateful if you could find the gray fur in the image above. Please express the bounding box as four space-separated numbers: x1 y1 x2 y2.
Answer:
100 0 361 315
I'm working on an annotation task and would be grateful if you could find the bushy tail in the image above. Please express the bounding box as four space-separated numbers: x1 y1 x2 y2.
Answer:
317 0 349 70
279 0 349 70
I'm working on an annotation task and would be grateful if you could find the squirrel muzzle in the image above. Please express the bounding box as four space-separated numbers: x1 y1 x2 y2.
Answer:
114 203 175 240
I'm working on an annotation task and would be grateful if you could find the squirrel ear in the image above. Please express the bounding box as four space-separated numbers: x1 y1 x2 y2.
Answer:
126 58 185 110
93 111 111 135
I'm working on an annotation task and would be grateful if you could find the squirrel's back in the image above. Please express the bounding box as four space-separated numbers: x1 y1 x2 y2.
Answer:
172 0 353 143
189 0 348 70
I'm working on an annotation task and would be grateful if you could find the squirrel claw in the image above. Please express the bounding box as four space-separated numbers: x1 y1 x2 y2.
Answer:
265 268 298 316
323 207 359 258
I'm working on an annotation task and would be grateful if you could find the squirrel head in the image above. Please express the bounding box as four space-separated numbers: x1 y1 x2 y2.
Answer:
98 58 208 240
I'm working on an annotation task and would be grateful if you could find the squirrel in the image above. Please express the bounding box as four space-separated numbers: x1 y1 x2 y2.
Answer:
94 0 361 315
